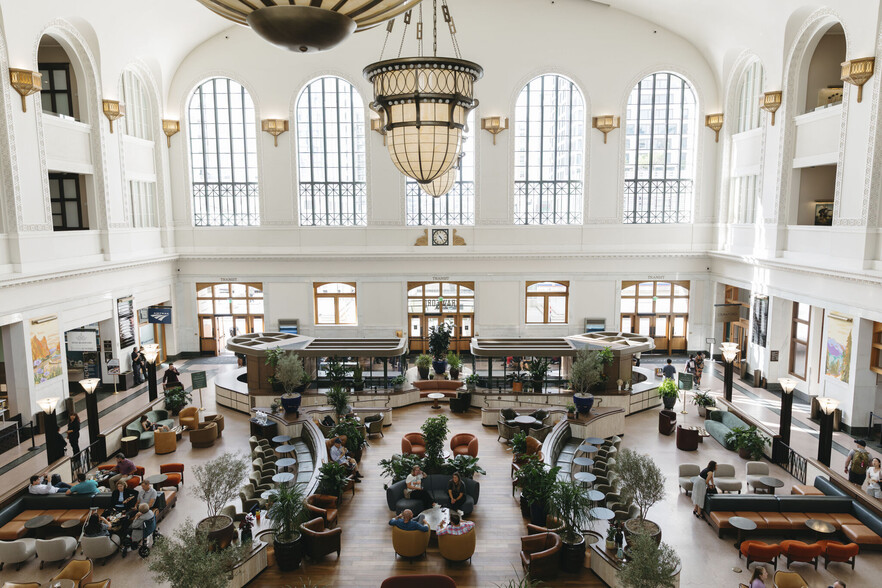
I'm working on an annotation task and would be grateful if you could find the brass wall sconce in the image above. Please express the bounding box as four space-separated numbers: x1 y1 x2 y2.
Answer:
162 119 180 148
841 57 874 103
261 119 289 147
760 91 782 126
9 68 42 112
480 116 508 145
102 100 125 133
705 113 724 142
370 116 386 145
592 115 620 144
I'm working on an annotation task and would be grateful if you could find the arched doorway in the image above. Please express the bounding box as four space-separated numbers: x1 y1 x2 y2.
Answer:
407 282 474 353
620 281 689 354
197 283 264 355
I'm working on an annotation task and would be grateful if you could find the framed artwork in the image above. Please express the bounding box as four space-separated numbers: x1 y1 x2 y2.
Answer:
30 316 62 385
825 313 852 383
138 308 148 323
814 202 833 226
117 297 136 348
751 296 769 348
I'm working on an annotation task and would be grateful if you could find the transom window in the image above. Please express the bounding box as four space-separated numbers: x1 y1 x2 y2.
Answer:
514 74 584 225
406 111 475 226
526 281 569 324
297 76 366 226
736 61 764 133
790 302 810 380
314 282 357 325
188 77 259 226
121 70 151 140
624 72 696 223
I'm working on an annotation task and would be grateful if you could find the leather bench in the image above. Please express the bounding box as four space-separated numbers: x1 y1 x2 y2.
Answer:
0 493 114 540
791 484 824 496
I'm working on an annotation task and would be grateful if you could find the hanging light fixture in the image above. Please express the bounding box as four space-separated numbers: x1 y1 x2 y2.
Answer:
421 150 464 197
364 0 482 185
194 0 422 53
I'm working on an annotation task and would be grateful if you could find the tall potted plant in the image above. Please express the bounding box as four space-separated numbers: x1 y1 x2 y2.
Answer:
317 462 349 498
265 348 286 392
514 457 560 525
617 534 681 588
266 482 309 570
657 378 679 410
325 357 349 387
192 452 249 549
569 348 608 414
415 354 432 380
528 357 550 394
275 351 309 414
547 480 597 572
428 323 454 375
164 386 192 416
421 414 450 472
329 417 366 462
326 384 350 418
447 352 463 380
351 361 364 392
614 449 666 544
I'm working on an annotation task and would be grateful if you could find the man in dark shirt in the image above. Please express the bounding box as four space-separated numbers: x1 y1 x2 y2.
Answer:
109 453 137 487
389 509 428 532
662 358 677 380
162 363 181 390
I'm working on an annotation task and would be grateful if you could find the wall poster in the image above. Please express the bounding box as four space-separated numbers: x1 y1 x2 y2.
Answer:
117 297 136 348
31 315 62 385
751 296 769 348
825 313 853 383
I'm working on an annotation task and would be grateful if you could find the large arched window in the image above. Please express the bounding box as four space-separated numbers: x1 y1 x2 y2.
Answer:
297 76 366 226
514 74 584 225
623 72 696 224
188 77 259 227
736 61 764 133
406 111 475 225
729 61 764 224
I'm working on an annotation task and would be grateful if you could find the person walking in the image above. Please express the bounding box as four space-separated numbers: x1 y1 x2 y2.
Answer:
845 439 871 486
694 352 705 389
864 457 881 499
67 412 81 455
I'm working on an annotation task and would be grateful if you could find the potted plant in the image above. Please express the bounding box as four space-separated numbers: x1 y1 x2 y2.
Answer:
275 351 309 414
613 449 666 544
391 374 406 391
547 480 596 572
428 323 454 374
325 357 349 387
270 398 282 414
465 373 479 392
192 452 249 549
265 348 286 392
494 572 543 588
692 391 716 417
351 361 364 392
447 351 463 380
326 384 350 418
507 370 527 393
566 403 576 420
421 414 450 472
330 417 366 462
443 454 486 479
266 481 309 570
378 453 425 487
317 462 349 498
528 357 550 394
657 378 679 410
148 517 251 588
415 354 432 380
617 534 681 588
164 385 192 416
606 523 618 551
725 425 769 460
569 348 608 414
511 432 528 462
514 457 560 525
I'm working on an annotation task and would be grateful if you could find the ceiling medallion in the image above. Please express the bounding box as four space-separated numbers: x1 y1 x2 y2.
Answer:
193 0 422 53
364 0 482 185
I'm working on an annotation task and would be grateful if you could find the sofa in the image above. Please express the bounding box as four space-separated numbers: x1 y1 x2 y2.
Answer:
704 409 749 450
0 493 115 541
386 474 480 515
124 410 175 449
449 392 472 413
413 380 463 396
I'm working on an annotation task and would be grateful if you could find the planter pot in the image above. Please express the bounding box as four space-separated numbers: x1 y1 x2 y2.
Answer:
449 368 460 380
519 494 531 519
532 378 543 394
567 412 576 421
393 383 404 392
529 502 548 527
240 527 252 544
623 518 662 546
466 383 476 392
738 448 752 460
605 539 617 551
662 396 677 410
417 366 430 380
512 382 523 393
197 515 235 551
432 359 448 375
280 393 302 414
274 533 303 571
560 536 586 573
353 381 365 392
698 406 707 418
573 392 595 415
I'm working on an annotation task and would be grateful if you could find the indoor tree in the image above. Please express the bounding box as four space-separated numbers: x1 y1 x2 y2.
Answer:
613 449 666 539
421 414 450 471
617 534 680 588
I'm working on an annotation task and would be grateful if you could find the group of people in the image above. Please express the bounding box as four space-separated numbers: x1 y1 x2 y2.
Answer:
130 346 150 385
403 465 468 512
844 439 881 499
748 565 846 588
389 508 475 537
661 352 705 387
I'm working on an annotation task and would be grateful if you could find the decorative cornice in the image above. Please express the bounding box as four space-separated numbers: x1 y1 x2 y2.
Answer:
177 251 709 263
0 254 178 289
708 250 882 287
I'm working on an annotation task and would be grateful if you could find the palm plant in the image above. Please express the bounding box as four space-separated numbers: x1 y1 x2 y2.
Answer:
546 480 595 544
326 384 350 416
266 482 308 542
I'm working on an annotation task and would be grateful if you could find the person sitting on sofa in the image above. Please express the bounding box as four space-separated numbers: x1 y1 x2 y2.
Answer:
437 511 474 536
107 480 137 514
66 472 99 495
405 465 434 511
136 479 158 509
447 472 467 511
28 474 71 494
389 509 428 532
330 437 363 482
140 414 170 433
109 453 137 487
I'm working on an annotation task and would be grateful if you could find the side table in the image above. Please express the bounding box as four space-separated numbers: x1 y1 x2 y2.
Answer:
121 436 140 458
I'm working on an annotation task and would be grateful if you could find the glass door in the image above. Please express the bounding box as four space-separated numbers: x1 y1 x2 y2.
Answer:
620 280 690 353
407 282 475 353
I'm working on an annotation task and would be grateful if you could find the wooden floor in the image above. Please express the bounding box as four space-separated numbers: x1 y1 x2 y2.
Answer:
256 404 606 588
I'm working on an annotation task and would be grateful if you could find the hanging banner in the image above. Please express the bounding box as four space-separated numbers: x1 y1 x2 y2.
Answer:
117 297 136 348
148 306 173 324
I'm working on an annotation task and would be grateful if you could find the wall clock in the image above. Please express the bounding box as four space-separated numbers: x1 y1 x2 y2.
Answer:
432 228 449 246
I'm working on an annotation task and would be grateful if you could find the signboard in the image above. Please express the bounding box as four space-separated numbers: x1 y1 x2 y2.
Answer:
106 359 120 375
117 297 136 348
82 352 100 379
190 371 207 390
770 350 779 362
66 329 97 352
678 372 693 391
147 306 173 324
584 318 606 333
714 303 742 323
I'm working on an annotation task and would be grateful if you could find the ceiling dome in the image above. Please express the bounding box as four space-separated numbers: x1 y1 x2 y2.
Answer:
194 0 423 53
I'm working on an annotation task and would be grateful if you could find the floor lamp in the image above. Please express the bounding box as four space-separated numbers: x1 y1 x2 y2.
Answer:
817 397 839 467
720 343 739 403
143 344 160 402
79 378 105 463
37 397 64 465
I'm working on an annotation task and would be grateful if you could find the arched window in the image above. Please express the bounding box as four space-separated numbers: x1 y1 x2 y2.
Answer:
623 72 696 224
406 111 475 225
314 282 357 325
188 77 259 227
514 74 584 225
121 70 151 140
526 281 569 324
296 76 366 226
729 62 764 224
736 61 764 133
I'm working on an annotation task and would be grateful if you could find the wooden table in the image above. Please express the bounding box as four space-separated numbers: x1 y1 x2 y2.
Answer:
427 392 445 409
728 515 757 548
121 436 139 458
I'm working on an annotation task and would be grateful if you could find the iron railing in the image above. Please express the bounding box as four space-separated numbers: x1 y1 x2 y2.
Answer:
773 439 807 485
70 439 102 480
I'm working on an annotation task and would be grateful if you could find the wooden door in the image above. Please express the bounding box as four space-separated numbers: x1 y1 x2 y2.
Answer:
199 315 218 356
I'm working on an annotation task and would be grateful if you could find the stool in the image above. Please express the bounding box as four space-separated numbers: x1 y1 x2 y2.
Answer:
121 436 140 458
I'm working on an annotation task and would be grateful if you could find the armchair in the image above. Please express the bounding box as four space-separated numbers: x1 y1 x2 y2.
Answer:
35 536 77 569
203 414 225 436
381 576 455 588
449 392 472 413
391 526 430 560
153 430 177 454
519 532 561 580
80 536 120 566
189 422 218 448
676 425 699 451
159 463 185 487
306 494 339 528
178 407 199 430
497 420 518 443
528 424 553 443
779 540 823 569
249 471 274 492
739 540 780 570
0 538 36 571
365 414 384 438
252 457 277 476
239 483 266 514
450 433 478 458
401 433 426 457
220 505 248 523
746 461 771 493
300 517 342 560
773 571 810 588
678 463 700 495
51 558 93 587
817 540 859 570
658 410 677 435
525 436 543 461
526 516 564 535
438 526 476 563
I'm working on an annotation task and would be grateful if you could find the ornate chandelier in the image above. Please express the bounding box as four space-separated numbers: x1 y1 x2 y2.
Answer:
421 150 464 197
193 0 423 53
364 0 482 185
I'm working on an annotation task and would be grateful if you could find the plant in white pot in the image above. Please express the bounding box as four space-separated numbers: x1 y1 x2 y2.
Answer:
192 452 250 548
613 449 666 544
691 391 716 417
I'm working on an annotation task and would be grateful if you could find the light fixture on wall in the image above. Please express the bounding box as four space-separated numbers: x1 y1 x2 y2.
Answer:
162 120 180 148
705 113 724 143
841 57 875 103
102 100 125 133
261 119 289 147
480 116 508 145
760 91 782 126
370 116 386 146
365 0 483 185
592 115 620 144
194 0 421 53
9 68 42 113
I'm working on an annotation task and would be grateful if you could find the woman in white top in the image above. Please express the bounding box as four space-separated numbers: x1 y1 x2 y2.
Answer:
866 457 881 499
404 465 434 510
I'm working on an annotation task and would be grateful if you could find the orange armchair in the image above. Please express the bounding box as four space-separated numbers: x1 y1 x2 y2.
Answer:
818 540 859 570
739 540 780 570
51 558 93 587
450 433 478 458
520 532 561 580
306 494 339 528
401 433 426 457
125 476 141 489
160 463 185 487
178 407 199 430
780 540 823 569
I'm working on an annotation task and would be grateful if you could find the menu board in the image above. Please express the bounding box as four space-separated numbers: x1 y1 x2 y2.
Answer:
117 297 136 348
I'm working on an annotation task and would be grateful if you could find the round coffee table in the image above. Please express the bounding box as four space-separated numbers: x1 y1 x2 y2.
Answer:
419 505 463 533
514 415 539 426
25 514 54 538
276 457 297 472
805 518 836 535
573 456 595 470
272 435 292 445
759 476 785 494
272 472 295 485
587 489 605 502
728 515 757 548
427 392 445 409
275 444 296 457
146 473 168 489
584 437 606 446
577 444 599 454
60 519 81 530
589 507 615 521
574 471 596 486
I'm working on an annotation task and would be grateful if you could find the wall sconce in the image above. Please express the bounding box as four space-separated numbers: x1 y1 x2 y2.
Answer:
841 57 874 103
36 396 59 415
261 119 289 147
78 378 101 394
760 91 782 126
705 113 724 142
480 116 508 145
162 120 180 148
778 378 796 394
370 116 386 145
9 68 42 113
102 100 125 133
592 115 620 144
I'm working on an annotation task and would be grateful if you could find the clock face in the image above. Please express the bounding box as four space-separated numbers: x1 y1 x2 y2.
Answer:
432 229 449 246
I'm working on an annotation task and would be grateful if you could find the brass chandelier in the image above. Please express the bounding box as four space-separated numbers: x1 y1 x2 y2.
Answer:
193 0 423 53
364 0 482 186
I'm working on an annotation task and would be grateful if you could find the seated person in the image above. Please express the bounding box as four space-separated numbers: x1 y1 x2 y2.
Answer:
329 437 363 482
447 471 467 511
66 472 99 495
109 453 137 487
405 465 434 510
140 414 170 433
83 513 114 538
106 480 137 514
28 474 71 494
388 509 428 532
437 511 474 536
321 415 335 427
129 503 155 545
136 479 158 509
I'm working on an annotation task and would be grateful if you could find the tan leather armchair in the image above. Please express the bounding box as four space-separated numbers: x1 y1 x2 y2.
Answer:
300 517 342 560
239 483 266 513
438 527 476 563
520 532 561 580
525 436 543 461
526 516 564 535
154 430 177 454
178 407 199 430
189 422 217 448
306 494 339 528
203 414 225 436
450 433 478 458
401 433 426 457
51 558 93 587
325 435 348 462
82 581 111 588
392 526 430 560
